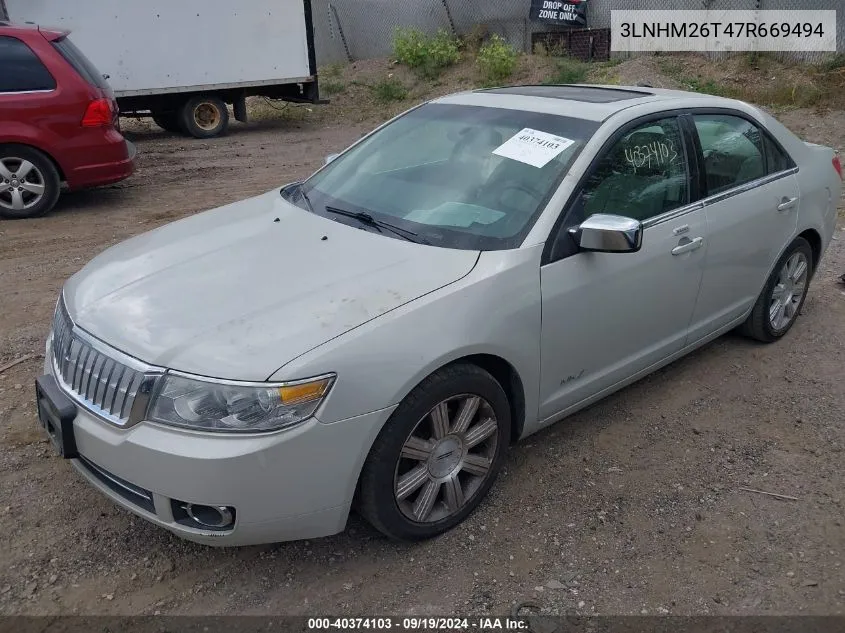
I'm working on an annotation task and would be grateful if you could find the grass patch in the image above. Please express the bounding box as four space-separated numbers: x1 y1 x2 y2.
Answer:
656 57 684 78
818 53 845 73
749 84 826 109
370 77 409 103
247 98 311 122
320 79 346 96
476 35 519 85
393 28 460 79
321 63 345 79
544 57 589 84
682 77 738 98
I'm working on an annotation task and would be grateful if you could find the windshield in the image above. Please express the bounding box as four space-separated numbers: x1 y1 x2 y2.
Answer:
296 103 599 250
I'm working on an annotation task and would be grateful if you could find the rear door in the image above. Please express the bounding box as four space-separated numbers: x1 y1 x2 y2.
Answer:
685 111 800 343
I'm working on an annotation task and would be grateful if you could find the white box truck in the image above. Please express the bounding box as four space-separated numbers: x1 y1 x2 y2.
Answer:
2 0 320 138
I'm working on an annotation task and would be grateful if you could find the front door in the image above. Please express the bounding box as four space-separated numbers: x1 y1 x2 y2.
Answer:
538 115 707 421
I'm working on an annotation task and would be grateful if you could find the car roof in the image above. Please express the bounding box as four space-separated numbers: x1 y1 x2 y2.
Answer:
433 84 743 122
0 21 68 39
0 21 40 31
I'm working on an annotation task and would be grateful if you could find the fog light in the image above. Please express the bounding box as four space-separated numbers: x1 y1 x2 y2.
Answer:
183 503 235 529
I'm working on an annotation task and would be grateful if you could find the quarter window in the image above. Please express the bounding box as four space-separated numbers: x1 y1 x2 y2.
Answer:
574 117 689 223
764 134 793 174
0 36 56 92
693 115 767 195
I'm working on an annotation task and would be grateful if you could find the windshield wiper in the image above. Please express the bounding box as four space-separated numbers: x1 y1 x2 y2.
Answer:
281 182 315 214
324 206 426 244
299 184 315 213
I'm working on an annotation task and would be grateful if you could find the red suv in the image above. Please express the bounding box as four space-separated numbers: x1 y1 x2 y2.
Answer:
0 22 135 219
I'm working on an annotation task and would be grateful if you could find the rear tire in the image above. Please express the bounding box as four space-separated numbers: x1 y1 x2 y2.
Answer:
357 363 510 541
179 95 229 138
740 237 813 343
0 145 61 220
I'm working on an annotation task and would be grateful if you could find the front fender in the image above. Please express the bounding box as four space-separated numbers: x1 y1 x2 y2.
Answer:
270 246 544 433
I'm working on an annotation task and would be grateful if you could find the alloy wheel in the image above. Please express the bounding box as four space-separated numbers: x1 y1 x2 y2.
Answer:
394 394 499 524
769 250 809 330
0 157 46 212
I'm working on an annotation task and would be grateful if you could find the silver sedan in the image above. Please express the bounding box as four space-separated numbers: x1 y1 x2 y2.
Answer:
38 85 841 545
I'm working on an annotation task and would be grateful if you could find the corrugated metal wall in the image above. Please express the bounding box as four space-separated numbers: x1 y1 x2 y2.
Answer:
312 0 844 64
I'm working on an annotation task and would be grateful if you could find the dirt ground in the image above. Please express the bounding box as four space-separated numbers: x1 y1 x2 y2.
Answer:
1 100 844 617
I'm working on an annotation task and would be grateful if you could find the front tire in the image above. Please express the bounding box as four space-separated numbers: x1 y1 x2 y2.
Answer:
179 95 230 138
0 145 61 219
357 363 510 541
741 237 813 342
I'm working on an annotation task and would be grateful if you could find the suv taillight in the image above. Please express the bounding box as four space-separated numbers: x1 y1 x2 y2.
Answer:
81 98 113 127
834 153 843 180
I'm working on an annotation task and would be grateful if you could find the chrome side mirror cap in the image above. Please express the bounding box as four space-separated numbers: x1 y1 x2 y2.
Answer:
569 214 643 253
324 153 340 165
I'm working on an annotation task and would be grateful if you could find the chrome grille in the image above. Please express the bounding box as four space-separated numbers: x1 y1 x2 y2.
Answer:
50 299 159 426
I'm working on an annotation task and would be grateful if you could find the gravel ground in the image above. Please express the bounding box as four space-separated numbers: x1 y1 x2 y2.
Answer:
0 108 843 617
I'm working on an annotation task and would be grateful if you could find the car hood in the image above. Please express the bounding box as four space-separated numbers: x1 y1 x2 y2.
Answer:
63 190 479 380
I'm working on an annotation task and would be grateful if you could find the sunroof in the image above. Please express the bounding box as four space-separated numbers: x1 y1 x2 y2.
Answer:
480 85 654 103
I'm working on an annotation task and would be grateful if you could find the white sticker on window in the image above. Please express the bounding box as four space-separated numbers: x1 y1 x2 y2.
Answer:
492 128 575 168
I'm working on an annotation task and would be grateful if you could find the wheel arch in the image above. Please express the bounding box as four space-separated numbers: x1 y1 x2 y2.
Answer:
349 350 528 509
382 352 528 445
449 353 527 444
0 141 67 182
796 227 822 275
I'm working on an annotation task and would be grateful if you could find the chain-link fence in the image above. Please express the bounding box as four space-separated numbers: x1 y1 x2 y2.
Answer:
312 0 844 65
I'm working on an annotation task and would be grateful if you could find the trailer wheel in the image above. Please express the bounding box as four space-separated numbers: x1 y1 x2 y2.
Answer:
151 112 182 134
180 96 230 138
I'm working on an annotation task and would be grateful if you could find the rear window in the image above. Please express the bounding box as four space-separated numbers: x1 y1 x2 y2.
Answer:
0 35 56 92
52 36 111 90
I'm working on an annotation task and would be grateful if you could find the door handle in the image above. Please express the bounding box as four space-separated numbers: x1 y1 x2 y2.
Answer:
777 196 798 212
672 237 704 256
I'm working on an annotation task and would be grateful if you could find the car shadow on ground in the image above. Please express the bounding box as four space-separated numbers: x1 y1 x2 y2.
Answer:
52 185 138 217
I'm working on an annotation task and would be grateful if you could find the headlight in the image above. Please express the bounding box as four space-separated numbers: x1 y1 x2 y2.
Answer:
147 372 335 433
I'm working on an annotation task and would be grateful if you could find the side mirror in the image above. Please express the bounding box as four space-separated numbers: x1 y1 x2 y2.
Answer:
324 153 340 165
568 214 642 253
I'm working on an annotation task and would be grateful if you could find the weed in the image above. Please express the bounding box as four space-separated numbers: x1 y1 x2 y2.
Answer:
320 79 346 96
476 34 518 84
544 57 589 85
818 53 845 73
370 77 408 102
322 63 345 79
683 77 737 98
656 57 684 77
393 28 460 78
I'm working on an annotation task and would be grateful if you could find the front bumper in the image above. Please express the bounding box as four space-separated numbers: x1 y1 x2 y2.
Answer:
42 356 394 546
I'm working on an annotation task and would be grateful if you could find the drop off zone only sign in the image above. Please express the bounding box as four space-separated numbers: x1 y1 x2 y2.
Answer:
529 0 588 27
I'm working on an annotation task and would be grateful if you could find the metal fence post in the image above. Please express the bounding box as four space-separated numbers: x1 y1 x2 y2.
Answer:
329 3 353 62
441 0 457 35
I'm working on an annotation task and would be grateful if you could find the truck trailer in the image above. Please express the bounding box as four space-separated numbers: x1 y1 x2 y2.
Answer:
2 0 319 138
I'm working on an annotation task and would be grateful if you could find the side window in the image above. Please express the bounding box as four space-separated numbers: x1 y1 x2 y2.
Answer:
693 115 765 195
0 36 56 93
574 117 689 223
764 134 793 174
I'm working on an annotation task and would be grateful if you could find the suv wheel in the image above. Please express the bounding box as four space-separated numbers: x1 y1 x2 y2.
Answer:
0 145 61 219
